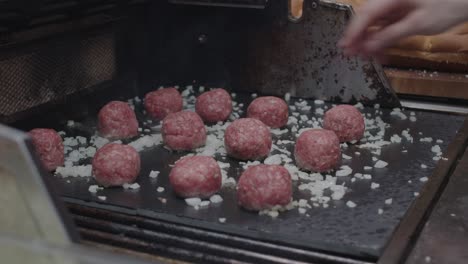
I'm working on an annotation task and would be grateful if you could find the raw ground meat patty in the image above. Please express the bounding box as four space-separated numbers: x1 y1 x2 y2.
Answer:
237 164 292 211
98 101 138 139
169 156 222 198
92 143 140 187
224 118 272 160
29 128 64 171
144 87 183 120
162 111 206 151
323 105 365 142
247 96 289 128
195 88 232 123
294 129 341 172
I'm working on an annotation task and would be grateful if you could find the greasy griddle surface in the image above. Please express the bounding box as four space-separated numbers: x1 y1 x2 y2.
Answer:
41 93 464 259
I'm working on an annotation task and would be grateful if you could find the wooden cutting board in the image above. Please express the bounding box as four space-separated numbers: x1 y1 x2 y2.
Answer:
385 68 468 100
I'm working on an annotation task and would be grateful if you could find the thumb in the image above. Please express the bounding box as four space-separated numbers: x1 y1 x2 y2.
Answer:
363 11 426 55
340 0 402 48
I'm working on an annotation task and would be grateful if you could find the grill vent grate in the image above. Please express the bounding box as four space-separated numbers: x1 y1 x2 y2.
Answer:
0 0 147 33
0 32 116 122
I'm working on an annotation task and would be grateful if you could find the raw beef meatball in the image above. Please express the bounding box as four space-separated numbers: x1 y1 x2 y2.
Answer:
144 87 183 120
323 105 365 142
92 143 140 187
169 156 222 198
224 118 272 160
162 111 206 151
247 96 289 128
195 88 232 123
98 101 138 139
294 129 341 172
29 128 64 171
237 164 292 211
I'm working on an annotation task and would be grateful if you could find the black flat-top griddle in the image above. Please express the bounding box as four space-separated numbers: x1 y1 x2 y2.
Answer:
37 91 465 262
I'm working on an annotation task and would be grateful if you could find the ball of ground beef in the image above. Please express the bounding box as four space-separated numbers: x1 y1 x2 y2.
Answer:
29 128 64 171
169 156 222 198
162 111 206 151
195 88 232 123
294 129 341 172
144 87 183 120
98 101 138 139
224 118 272 160
237 164 292 211
92 143 140 187
323 105 365 142
247 96 289 128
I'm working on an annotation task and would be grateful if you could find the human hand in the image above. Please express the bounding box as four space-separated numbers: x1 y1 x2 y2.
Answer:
338 0 468 58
